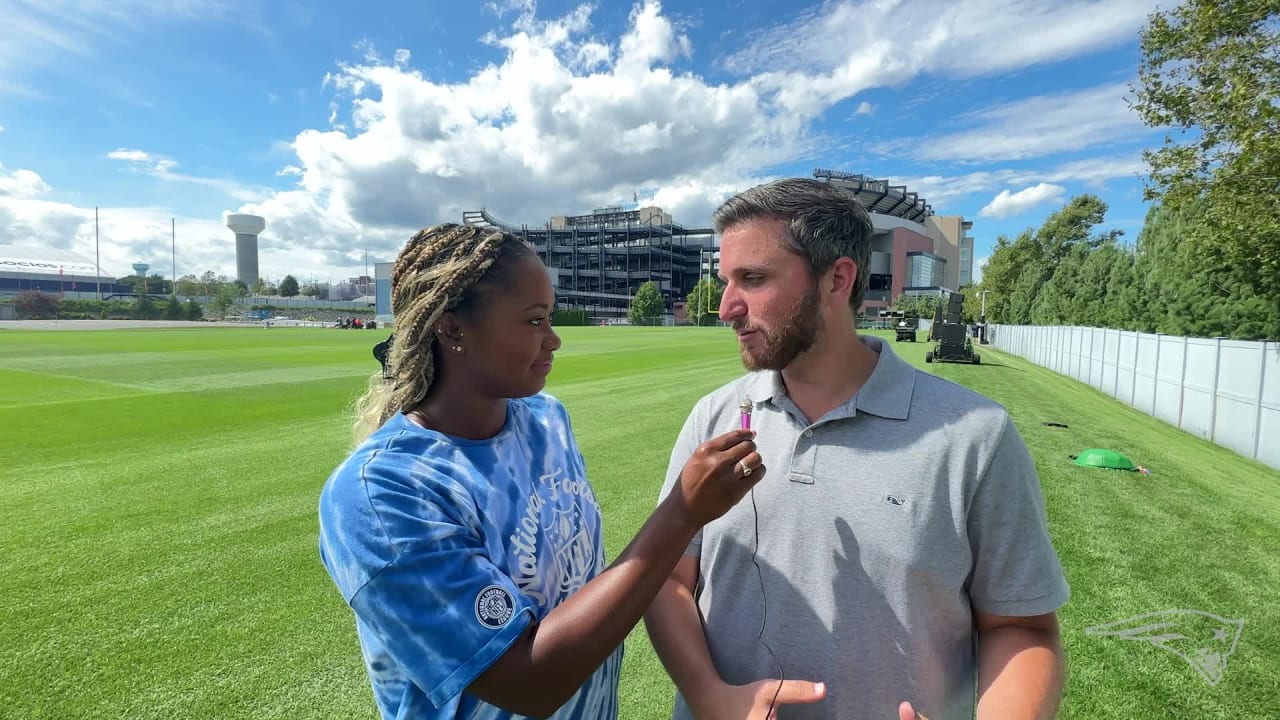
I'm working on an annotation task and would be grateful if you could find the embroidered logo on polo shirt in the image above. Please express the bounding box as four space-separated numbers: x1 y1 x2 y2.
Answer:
884 493 907 506
475 584 516 629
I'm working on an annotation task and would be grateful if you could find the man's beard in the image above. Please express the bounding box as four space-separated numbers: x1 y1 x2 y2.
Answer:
737 284 821 371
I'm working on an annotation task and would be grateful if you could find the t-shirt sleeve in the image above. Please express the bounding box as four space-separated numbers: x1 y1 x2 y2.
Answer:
965 415 1071 617
343 475 537 709
656 402 707 557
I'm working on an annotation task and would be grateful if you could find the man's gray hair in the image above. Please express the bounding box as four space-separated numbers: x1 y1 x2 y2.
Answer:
712 177 875 311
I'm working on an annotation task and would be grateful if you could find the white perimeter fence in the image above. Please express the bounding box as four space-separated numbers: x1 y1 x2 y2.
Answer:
987 324 1280 472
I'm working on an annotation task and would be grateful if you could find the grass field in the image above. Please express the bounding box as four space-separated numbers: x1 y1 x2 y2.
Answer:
1 325 1276 719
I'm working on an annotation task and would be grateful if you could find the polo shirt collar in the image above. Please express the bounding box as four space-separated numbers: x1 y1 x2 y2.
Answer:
746 334 915 421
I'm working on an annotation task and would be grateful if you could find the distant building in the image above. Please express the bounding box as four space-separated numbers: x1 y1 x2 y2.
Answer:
0 246 126 297
462 207 715 323
811 169 974 313
446 169 974 323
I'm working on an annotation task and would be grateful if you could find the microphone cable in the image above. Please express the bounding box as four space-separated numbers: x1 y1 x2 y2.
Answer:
741 397 783 716
750 467 784 716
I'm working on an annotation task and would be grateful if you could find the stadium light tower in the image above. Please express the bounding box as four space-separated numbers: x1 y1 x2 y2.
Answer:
226 214 266 288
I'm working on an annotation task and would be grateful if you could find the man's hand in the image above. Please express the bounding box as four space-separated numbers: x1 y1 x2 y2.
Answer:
704 679 826 720
898 701 930 720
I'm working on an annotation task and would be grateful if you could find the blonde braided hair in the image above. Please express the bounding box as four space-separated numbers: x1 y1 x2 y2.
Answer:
351 223 532 444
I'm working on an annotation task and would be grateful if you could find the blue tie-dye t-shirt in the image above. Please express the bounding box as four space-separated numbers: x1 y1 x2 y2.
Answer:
318 392 622 720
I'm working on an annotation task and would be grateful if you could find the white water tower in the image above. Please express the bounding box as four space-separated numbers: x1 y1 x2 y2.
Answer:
226 214 266 287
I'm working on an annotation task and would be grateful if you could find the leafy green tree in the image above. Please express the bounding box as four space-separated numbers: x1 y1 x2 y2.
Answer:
115 276 145 294
686 278 723 326
200 271 221 295
163 297 184 320
978 231 1034 324
175 274 202 296
133 295 160 320
145 274 171 296
628 281 664 325
213 285 239 317
280 275 300 297
1031 243 1088 326
1103 246 1142 331
1133 0 1280 307
184 299 204 321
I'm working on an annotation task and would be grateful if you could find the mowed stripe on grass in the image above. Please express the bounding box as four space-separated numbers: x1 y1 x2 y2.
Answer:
0 326 1275 719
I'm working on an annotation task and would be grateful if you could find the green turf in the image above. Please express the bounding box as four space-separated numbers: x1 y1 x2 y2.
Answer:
0 326 1275 719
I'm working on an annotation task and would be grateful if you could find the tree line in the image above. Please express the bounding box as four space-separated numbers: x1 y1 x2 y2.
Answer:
964 193 1277 341
964 0 1278 341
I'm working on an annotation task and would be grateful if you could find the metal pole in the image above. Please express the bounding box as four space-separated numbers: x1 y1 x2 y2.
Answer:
171 217 177 298
95 207 102 300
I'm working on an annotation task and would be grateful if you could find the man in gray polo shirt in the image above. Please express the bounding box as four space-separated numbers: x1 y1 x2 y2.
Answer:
644 178 1069 720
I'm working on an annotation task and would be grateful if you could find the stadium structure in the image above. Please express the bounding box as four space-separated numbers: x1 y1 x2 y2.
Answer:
810 168 975 312
0 246 127 297
373 170 974 324
454 204 719 324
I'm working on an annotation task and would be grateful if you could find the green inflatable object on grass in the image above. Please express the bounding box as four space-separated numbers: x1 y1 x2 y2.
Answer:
1071 448 1143 472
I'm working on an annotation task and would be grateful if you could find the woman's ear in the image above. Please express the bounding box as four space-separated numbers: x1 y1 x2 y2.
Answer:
435 311 465 342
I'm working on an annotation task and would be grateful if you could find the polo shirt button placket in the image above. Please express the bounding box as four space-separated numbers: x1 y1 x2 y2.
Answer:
789 425 818 485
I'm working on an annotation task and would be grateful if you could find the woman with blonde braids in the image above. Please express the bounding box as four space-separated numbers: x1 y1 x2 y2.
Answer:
319 223 766 720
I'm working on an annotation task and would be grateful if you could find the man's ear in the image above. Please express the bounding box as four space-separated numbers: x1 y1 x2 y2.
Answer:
827 257 858 302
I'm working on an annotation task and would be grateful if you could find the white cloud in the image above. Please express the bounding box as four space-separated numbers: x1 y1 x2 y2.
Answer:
0 123 5 132
0 163 53 200
918 83 1148 162
393 48 411 67
233 0 803 267
107 148 153 162
0 188 231 279
854 101 875 115
721 0 1163 116
898 155 1145 209
0 177 361 284
0 0 1162 283
980 183 1067 218
107 148 269 202
225 1 1155 270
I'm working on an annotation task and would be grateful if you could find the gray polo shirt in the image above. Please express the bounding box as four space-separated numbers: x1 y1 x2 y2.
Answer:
656 335 1069 720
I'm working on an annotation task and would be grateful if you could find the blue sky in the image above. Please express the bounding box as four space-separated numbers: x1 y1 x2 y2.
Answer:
0 0 1169 284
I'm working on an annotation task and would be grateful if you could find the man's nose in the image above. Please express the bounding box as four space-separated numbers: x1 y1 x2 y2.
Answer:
718 284 745 322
